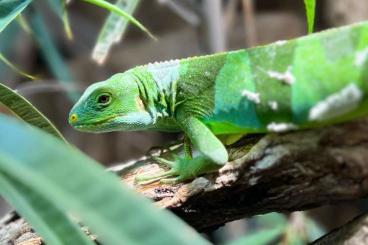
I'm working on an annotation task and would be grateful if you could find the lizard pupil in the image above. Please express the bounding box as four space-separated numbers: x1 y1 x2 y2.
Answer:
98 94 110 104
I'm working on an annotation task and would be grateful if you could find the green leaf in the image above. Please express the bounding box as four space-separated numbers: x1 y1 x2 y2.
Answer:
0 82 65 141
227 226 285 245
92 0 140 64
16 14 31 33
256 213 288 229
0 0 32 33
82 0 156 40
0 52 35 80
47 0 73 39
0 171 94 245
0 115 210 245
29 8 79 102
304 0 316 33
0 1 35 79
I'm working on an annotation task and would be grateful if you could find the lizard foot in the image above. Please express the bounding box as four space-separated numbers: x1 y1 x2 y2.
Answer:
135 155 220 185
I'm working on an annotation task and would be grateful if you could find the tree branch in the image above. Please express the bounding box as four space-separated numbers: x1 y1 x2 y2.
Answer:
119 118 368 231
1 118 368 243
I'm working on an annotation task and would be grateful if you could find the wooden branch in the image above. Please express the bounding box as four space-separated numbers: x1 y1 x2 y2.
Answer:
119 118 368 231
1 118 368 243
0 212 42 245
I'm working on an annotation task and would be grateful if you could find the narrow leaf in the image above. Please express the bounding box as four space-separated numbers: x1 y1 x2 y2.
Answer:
28 8 79 102
0 82 65 141
0 171 94 245
16 14 31 33
0 115 210 245
92 0 140 64
47 0 73 39
304 0 316 33
0 52 35 80
256 213 288 228
82 0 156 40
0 0 31 33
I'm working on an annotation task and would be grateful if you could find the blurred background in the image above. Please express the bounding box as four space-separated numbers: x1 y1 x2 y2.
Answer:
1 0 368 244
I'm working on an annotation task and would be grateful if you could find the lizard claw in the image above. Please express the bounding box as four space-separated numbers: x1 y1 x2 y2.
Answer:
134 155 220 185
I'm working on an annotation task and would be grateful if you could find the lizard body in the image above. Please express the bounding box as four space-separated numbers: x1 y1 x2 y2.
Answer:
69 21 368 183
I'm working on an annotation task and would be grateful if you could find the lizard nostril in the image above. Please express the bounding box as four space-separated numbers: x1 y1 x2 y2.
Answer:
70 113 78 123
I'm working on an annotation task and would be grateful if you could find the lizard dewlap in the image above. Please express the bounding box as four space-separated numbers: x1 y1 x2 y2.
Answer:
69 21 368 184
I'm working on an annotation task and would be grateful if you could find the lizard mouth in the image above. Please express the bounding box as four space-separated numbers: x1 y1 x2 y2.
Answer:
72 114 123 131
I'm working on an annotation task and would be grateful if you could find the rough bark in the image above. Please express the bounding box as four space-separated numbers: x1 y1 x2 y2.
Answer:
0 212 42 245
118 118 368 231
1 119 368 243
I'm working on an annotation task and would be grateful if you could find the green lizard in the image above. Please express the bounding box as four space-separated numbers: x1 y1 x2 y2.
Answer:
69 21 368 184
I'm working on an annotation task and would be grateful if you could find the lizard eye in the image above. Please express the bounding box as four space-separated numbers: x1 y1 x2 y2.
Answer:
97 93 111 105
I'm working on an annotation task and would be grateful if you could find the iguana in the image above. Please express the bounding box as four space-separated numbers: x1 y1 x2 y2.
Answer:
69 21 368 184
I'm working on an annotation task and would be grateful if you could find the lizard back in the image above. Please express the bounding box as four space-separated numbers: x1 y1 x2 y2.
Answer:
173 21 368 134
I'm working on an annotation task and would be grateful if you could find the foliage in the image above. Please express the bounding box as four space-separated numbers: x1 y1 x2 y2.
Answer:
0 0 31 33
0 83 65 140
227 213 325 245
1 100 322 244
28 7 79 101
0 0 35 79
0 52 35 80
304 0 316 33
0 94 209 244
0 0 152 100
0 1 326 244
0 172 95 245
83 0 155 40
92 0 140 64
46 0 72 39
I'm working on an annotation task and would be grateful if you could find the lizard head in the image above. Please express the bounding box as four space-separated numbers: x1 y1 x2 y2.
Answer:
68 72 153 132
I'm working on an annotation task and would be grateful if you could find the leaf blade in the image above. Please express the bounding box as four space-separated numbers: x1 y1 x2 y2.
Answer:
304 0 316 33
0 82 65 141
0 171 94 245
0 52 35 80
0 115 210 245
28 8 79 102
92 0 140 64
47 0 73 39
0 0 32 33
83 0 156 40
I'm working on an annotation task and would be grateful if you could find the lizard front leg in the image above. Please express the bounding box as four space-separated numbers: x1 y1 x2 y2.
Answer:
180 116 228 164
135 116 228 184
